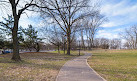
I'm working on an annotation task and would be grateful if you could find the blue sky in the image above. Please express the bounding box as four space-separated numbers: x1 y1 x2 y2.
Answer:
96 0 137 39
21 0 137 39
1 0 137 40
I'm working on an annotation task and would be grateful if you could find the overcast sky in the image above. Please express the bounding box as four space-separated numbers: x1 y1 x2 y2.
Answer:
0 0 137 40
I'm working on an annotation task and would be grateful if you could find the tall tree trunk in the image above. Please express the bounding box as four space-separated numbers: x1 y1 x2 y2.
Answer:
86 35 89 50
89 38 92 50
64 44 65 54
9 0 21 61
64 38 66 54
58 44 60 54
91 37 94 48
67 32 71 55
36 43 40 52
11 18 21 61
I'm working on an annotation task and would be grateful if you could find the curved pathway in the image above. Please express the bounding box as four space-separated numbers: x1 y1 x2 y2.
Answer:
56 53 106 81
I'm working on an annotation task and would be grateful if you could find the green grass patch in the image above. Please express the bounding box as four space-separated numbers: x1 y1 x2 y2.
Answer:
87 49 137 81
51 50 84 56
0 51 79 81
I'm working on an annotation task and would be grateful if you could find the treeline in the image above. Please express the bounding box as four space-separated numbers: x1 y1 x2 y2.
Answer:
85 38 121 49
49 37 122 53
121 25 137 49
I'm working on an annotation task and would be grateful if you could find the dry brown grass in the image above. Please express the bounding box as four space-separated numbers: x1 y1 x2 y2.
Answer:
0 52 78 81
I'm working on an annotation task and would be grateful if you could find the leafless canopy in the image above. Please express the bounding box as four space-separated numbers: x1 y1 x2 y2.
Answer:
40 0 99 54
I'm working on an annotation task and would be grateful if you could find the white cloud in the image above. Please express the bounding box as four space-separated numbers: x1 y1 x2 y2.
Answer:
113 28 124 32
101 0 129 16
97 30 119 39
19 12 39 28
101 0 137 28
97 32 119 39
101 22 116 27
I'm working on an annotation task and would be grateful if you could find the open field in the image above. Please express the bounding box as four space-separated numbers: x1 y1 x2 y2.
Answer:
87 49 137 81
0 52 79 81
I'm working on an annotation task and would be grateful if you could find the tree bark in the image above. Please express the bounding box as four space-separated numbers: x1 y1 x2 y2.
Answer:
67 32 71 55
58 44 60 54
91 37 94 48
89 38 92 50
36 43 40 52
64 38 66 54
11 18 21 61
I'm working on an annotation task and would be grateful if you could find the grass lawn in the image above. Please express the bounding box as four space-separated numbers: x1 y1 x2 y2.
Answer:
0 51 79 81
51 50 83 55
87 49 137 81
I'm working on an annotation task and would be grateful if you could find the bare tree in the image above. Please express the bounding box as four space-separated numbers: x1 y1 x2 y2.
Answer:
121 25 137 49
93 38 100 48
80 30 85 50
93 38 109 49
110 39 121 49
40 0 97 55
84 12 106 49
49 27 64 53
41 24 66 53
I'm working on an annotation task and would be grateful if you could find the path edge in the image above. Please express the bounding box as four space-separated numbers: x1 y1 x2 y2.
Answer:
86 53 107 81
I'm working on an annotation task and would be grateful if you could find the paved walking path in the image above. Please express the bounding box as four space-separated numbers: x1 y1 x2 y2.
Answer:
56 53 106 81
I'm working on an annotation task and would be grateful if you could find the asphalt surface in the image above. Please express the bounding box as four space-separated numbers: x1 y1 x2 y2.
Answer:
56 53 106 81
